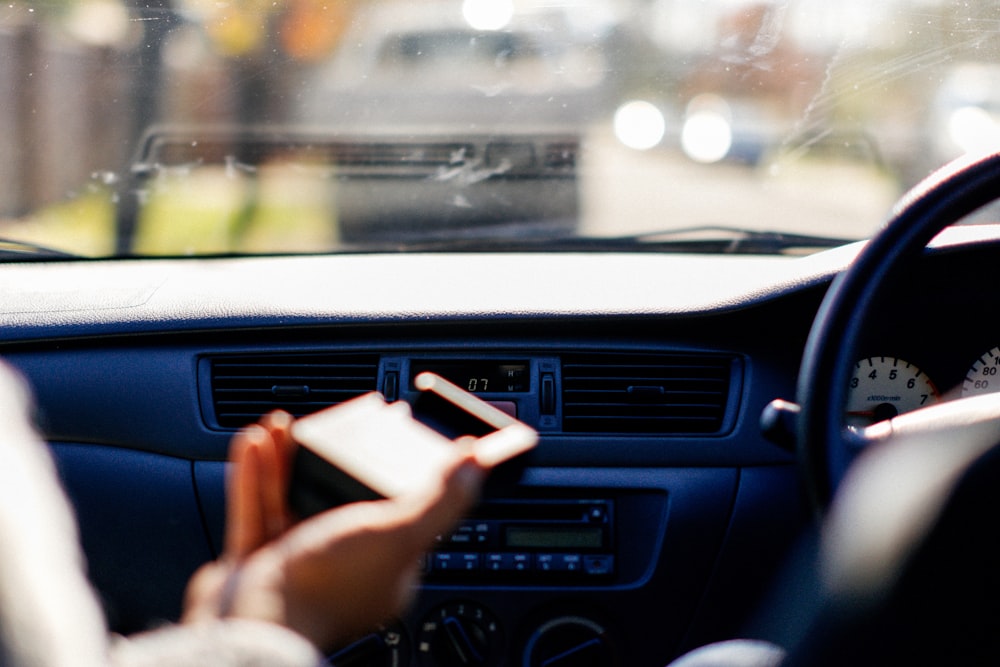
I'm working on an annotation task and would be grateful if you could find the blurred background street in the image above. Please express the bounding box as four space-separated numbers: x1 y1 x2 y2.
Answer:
0 0 996 253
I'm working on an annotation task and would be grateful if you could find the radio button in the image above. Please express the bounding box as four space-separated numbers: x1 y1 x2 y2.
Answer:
559 554 583 572
432 553 457 571
583 554 614 576
484 553 505 571
444 521 493 546
587 505 609 522
535 553 584 572
432 552 481 572
483 552 532 572
458 553 481 571
449 531 473 545
511 553 531 571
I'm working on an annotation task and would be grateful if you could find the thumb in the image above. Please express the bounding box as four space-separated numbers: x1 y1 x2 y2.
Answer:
399 454 485 552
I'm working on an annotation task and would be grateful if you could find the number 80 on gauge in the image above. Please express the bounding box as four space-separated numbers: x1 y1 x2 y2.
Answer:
962 347 1000 397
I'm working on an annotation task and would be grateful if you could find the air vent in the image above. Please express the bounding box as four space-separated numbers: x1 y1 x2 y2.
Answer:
561 353 735 434
210 353 379 428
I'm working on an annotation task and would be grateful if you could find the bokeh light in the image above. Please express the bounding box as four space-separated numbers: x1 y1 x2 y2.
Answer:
613 100 666 151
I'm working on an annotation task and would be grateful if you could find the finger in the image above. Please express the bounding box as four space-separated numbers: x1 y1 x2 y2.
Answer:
261 410 297 499
223 433 249 557
182 560 233 623
255 421 289 540
225 426 266 559
398 454 485 554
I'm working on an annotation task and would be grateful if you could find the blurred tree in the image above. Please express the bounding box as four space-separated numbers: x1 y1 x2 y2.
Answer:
194 0 357 123
279 0 354 62
115 0 179 252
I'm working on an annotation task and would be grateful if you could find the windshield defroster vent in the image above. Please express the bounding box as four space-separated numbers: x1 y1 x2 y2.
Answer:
209 353 379 428
561 353 736 435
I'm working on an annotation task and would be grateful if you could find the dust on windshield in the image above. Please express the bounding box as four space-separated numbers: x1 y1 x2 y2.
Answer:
0 0 997 257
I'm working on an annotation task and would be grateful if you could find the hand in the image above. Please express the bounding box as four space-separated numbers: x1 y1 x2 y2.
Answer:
224 411 298 559
183 412 297 627
183 411 485 652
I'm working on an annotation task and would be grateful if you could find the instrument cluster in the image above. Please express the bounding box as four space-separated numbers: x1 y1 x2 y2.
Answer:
846 349 1000 427
843 242 1000 427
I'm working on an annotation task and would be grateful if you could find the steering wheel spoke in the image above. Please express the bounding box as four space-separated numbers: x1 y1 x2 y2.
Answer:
855 392 1000 452
823 392 1000 601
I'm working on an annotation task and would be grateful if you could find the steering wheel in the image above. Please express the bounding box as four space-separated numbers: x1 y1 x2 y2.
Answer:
795 149 1000 513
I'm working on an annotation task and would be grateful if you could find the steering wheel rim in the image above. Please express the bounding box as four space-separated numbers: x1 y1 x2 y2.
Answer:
795 150 1000 514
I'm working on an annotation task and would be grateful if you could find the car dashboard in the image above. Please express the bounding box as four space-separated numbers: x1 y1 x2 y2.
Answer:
0 235 994 666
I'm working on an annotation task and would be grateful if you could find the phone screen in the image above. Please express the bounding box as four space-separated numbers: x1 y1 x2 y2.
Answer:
408 390 499 440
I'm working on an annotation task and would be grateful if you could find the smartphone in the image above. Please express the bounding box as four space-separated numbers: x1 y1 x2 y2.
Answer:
288 372 537 518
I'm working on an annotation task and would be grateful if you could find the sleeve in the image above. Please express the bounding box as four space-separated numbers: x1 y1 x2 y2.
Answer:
110 620 325 667
0 361 112 667
0 361 326 667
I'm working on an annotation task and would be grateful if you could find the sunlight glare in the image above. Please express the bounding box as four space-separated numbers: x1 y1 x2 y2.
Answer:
948 106 1000 156
462 0 513 31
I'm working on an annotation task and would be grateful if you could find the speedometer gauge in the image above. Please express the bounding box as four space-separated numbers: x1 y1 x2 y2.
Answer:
846 357 940 426
962 347 1000 397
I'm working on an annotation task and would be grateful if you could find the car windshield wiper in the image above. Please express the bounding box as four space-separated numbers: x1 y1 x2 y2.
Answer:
594 226 859 254
359 225 859 255
0 238 82 260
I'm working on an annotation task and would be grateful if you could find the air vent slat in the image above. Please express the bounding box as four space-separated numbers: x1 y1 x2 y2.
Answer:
210 353 379 428
561 354 734 434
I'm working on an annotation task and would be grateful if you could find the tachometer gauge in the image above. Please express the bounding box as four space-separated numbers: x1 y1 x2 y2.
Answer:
846 357 940 426
962 347 1000 397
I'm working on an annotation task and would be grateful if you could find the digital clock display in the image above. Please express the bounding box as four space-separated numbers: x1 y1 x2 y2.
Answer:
410 361 529 393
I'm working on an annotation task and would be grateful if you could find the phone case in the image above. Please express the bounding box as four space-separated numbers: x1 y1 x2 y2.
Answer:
288 373 537 517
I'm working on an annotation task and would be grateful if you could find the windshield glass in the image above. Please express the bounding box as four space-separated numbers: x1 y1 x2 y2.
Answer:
0 0 996 257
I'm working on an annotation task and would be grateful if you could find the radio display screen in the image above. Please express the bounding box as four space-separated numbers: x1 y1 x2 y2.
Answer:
411 361 529 393
505 526 604 550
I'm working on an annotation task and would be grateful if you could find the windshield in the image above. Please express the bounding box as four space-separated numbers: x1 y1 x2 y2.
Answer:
0 0 997 257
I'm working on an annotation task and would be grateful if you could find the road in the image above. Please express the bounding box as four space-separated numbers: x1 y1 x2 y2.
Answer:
578 126 901 240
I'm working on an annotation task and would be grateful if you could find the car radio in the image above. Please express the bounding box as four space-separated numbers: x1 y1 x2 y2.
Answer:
426 498 615 582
